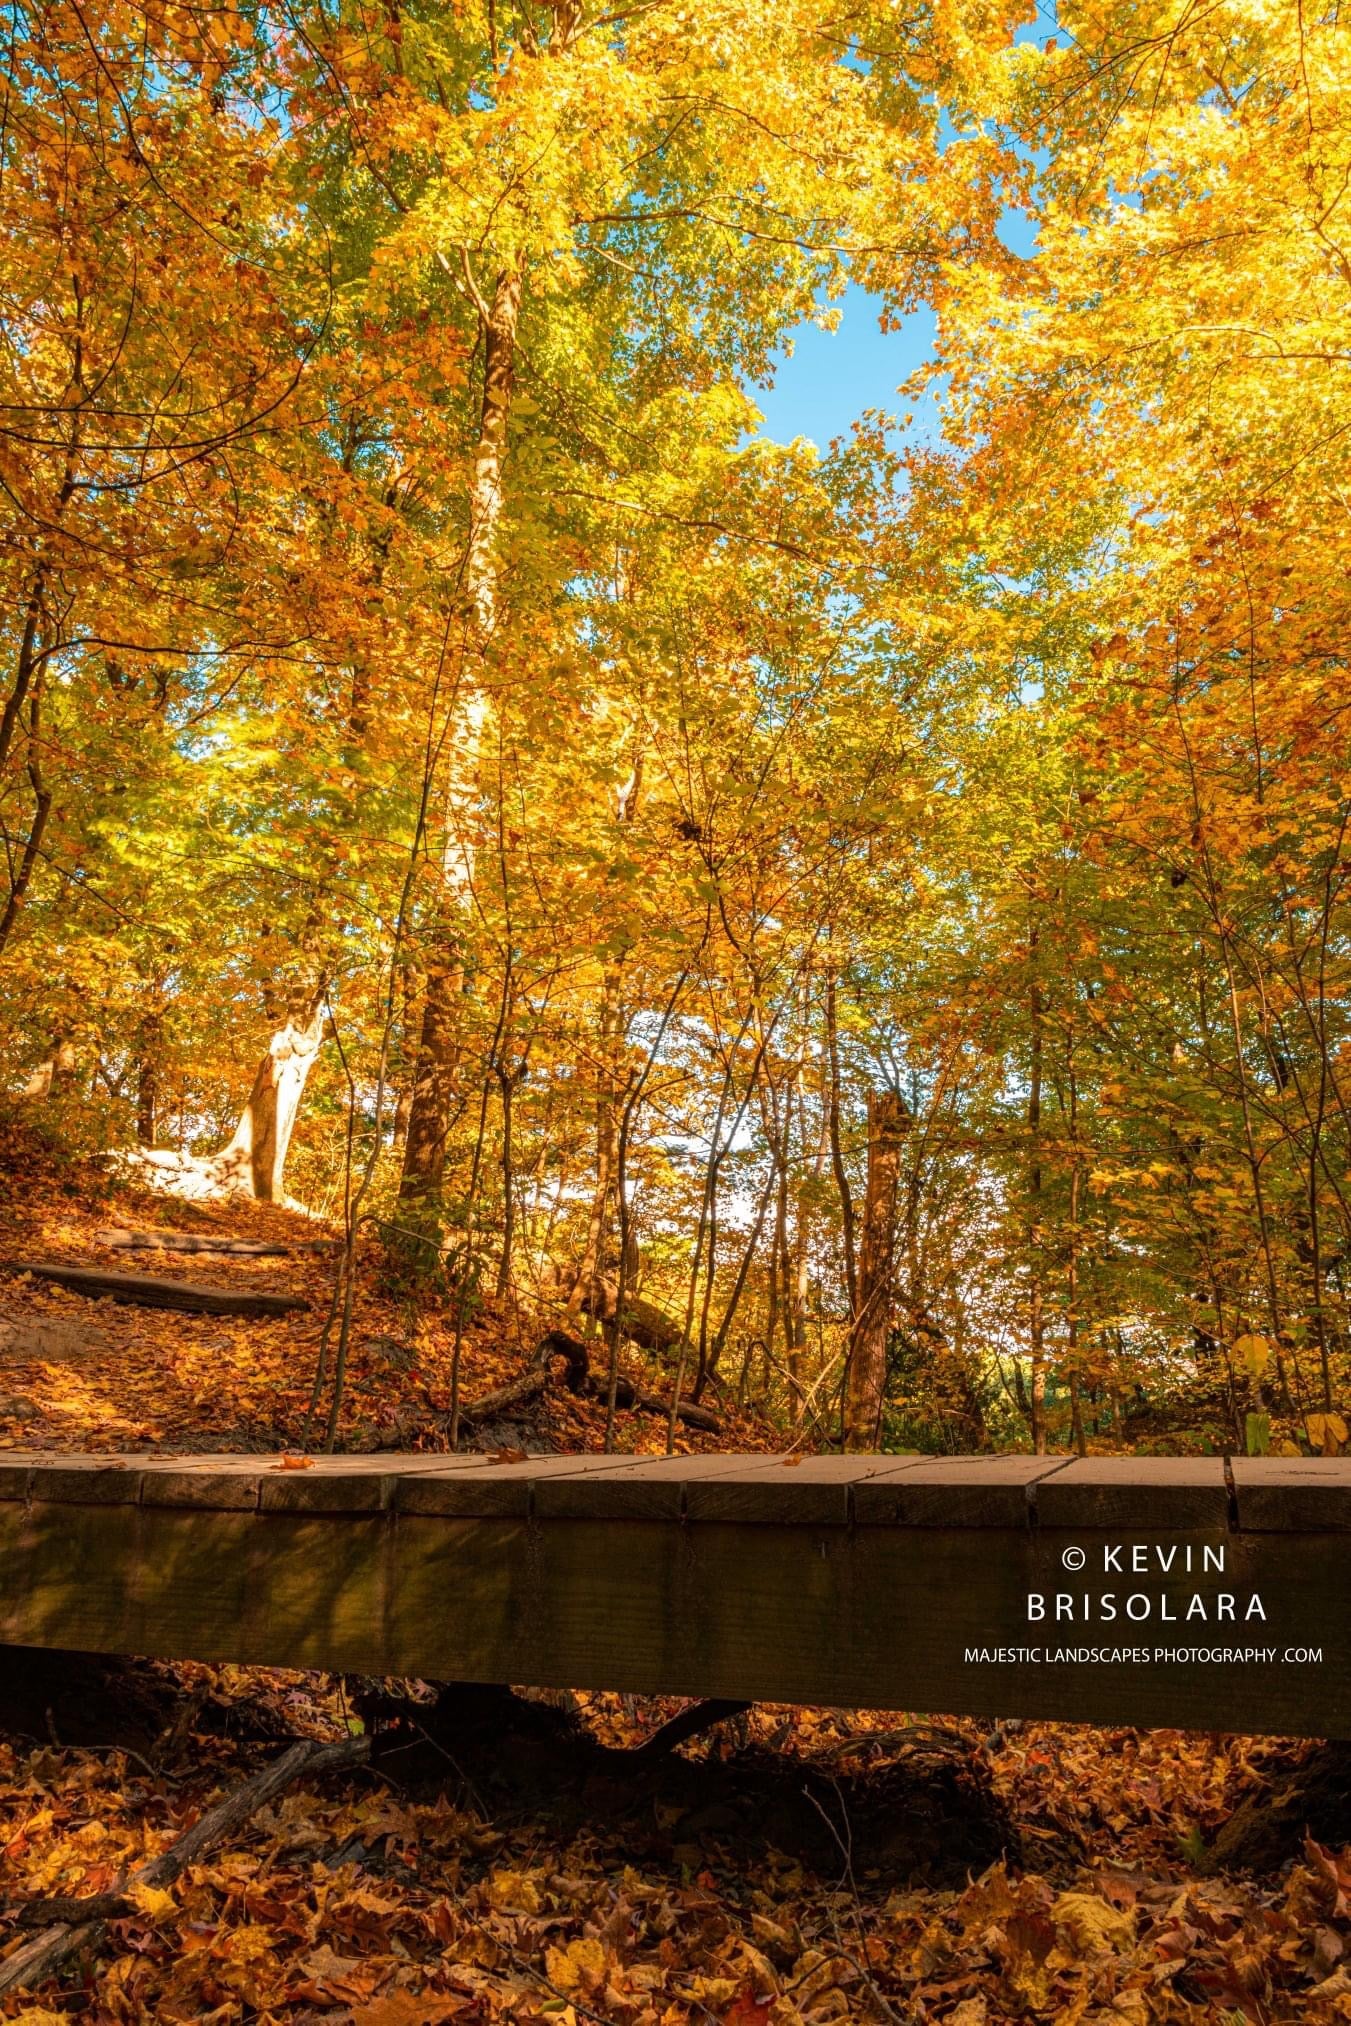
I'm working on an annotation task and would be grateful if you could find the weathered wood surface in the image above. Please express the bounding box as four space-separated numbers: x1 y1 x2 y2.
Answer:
0 1451 1347 1738
0 1261 307 1317
95 1228 328 1259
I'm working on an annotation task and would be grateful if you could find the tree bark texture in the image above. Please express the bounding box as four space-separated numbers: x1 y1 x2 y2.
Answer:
842 1088 909 1451
398 263 522 1213
218 988 327 1201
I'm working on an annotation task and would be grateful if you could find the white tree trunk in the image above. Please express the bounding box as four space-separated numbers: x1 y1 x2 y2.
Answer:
217 992 327 1202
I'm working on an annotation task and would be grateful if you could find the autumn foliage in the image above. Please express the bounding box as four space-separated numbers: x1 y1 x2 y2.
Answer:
3 0 1350 1451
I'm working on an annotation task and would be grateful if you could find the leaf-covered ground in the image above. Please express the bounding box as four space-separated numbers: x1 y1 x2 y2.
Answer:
1 1138 1349 2023
2 1676 1349 2025
0 1129 760 1457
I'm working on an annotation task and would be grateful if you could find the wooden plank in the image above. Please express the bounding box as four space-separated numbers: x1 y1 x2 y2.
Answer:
388 1516 540 1680
25 1460 143 1504
256 1454 437 1514
1232 1458 1351 1531
128 1509 257 1658
1034 1457 1230 1532
96 1228 329 1258
0 1454 49 1500
138 1458 265 1512
685 1453 922 1526
239 1514 389 1672
395 1451 655 1518
0 1261 306 1318
854 1455 1071 1527
141 1451 485 1512
534 1454 753 1521
383 1518 1351 1736
0 1504 141 1652
0 1455 1348 1736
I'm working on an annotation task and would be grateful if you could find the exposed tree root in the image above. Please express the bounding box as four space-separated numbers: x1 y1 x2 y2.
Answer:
626 1697 752 1764
578 1281 682 1354
357 1683 1016 1884
103 1148 323 1216
460 1327 720 1434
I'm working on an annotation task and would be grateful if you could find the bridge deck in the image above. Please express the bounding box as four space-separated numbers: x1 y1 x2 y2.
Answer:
0 1451 1347 1737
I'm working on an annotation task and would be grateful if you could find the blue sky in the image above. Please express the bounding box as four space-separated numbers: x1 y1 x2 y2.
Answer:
747 286 941 450
746 93 1045 452
749 204 1038 452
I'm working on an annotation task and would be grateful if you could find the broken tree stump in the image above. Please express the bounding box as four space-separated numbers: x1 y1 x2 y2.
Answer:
0 1261 307 1318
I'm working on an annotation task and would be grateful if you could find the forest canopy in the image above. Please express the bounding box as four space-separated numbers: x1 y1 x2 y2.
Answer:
3 0 1349 1462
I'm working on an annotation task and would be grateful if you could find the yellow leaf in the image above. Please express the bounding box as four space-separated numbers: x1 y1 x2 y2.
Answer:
128 1883 176 1921
484 1868 541 1914
1051 1890 1135 1955
1232 1333 1269 1380
681 1975 741 2005
544 1936 607 1994
1275 1439 1303 1457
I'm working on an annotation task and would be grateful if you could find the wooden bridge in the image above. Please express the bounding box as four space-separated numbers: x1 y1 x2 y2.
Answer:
1 1449 1347 1738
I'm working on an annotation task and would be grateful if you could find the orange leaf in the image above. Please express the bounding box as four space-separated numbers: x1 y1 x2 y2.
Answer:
348 1990 470 2025
722 1991 773 2025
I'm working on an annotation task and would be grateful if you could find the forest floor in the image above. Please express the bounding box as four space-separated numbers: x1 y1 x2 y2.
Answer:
0 1121 763 1459
0 1125 1349 2024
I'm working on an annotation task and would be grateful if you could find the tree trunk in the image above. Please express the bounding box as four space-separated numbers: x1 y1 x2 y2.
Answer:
136 1056 158 1147
0 660 52 961
1027 966 1046 1454
218 989 327 1202
23 1036 76 1100
826 970 858 1319
397 262 522 1214
494 1059 525 1300
1066 1052 1087 1457
135 1008 163 1148
570 957 622 1317
788 1041 830 1413
398 953 463 1204
842 1088 908 1451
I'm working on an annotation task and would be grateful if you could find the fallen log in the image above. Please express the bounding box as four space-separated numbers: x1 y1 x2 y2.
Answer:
609 1372 721 1433
458 1365 550 1422
0 1734 368 1997
579 1280 682 1354
96 1227 331 1259
0 1260 307 1318
460 1327 720 1433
